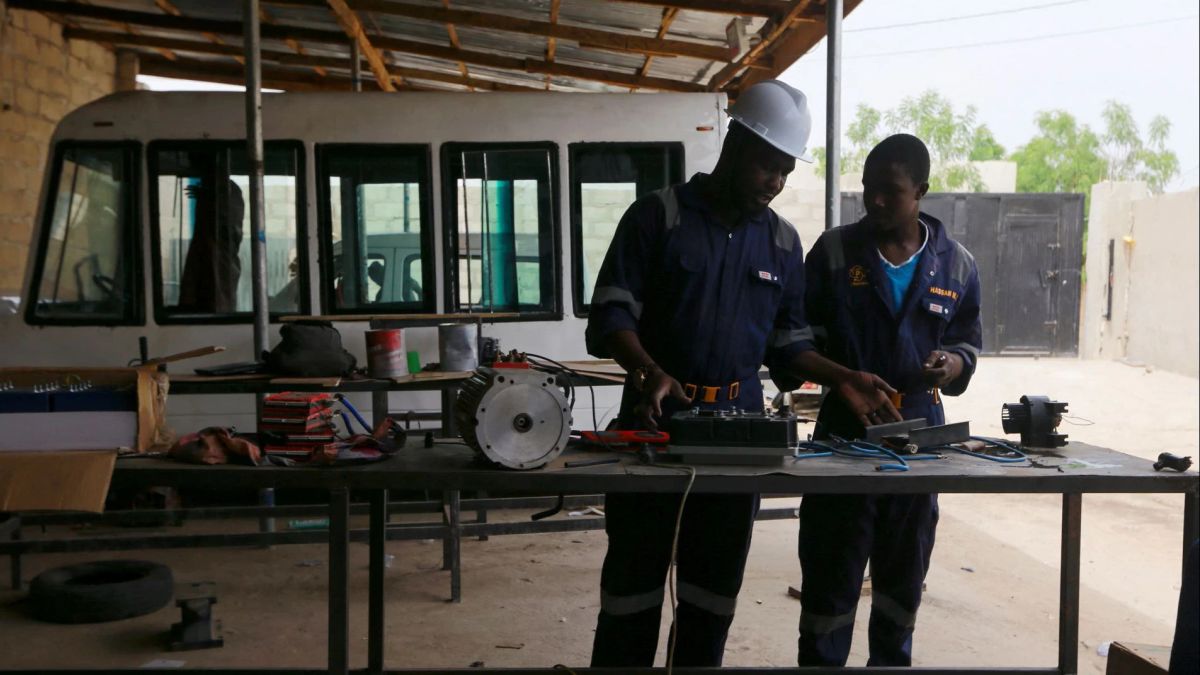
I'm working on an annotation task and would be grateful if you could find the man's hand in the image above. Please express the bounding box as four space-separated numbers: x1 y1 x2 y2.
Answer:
921 350 963 388
634 368 692 431
834 371 901 427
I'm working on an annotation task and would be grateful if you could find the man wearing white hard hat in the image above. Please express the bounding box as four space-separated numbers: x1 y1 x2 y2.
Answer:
584 79 900 667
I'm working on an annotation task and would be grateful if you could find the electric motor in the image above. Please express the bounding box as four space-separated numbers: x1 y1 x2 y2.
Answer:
455 365 572 470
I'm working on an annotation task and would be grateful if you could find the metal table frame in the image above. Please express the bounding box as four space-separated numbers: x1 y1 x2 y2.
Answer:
19 442 1184 675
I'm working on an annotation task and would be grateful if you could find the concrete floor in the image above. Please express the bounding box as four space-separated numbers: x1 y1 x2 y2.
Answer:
1 357 1196 672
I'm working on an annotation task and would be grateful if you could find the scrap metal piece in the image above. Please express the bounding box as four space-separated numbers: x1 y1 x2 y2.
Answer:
909 421 971 448
169 582 222 651
862 418 928 444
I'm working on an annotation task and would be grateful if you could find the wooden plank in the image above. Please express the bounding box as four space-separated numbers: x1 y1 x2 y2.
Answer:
325 0 395 91
271 376 343 386
137 54 352 92
142 345 226 366
153 0 240 65
638 7 679 81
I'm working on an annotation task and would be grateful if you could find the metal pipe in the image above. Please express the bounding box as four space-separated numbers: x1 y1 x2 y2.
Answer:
244 0 268 360
824 0 842 232
367 490 387 675
245 0 275 538
350 38 362 92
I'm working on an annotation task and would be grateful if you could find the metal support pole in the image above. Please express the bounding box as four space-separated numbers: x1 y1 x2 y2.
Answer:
350 39 362 92
368 489 388 675
245 0 275 537
328 489 350 675
824 0 843 232
1058 493 1082 675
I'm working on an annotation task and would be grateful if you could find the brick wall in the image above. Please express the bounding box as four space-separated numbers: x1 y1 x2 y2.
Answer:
0 4 116 298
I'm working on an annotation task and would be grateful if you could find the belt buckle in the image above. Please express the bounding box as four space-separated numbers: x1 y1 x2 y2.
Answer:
684 383 698 400
728 381 740 401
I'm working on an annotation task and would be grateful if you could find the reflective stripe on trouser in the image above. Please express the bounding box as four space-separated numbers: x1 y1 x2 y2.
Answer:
798 493 938 667
592 492 759 668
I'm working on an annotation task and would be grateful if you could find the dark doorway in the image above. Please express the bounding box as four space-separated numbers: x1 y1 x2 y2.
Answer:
840 193 1085 355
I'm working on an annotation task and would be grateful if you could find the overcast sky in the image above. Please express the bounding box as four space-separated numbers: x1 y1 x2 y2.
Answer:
779 0 1200 191
139 0 1199 191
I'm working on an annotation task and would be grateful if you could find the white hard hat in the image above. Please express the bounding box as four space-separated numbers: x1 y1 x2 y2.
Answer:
726 80 814 162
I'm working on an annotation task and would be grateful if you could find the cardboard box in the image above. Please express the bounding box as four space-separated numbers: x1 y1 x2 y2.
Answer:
1106 641 1170 675
0 366 172 512
0 366 170 452
0 450 116 512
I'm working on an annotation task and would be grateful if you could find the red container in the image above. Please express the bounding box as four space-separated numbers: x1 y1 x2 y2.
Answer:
365 329 406 378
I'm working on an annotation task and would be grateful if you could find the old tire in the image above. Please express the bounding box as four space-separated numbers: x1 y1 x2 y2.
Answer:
29 560 173 624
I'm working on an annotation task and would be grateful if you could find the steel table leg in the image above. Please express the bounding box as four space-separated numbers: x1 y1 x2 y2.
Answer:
372 390 388 428
328 489 350 675
477 490 489 541
448 489 462 603
1058 493 1082 675
1185 489 1199 578
368 489 388 675
4 515 20 591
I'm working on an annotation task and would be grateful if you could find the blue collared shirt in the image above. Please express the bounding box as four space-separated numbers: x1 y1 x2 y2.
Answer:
586 173 815 422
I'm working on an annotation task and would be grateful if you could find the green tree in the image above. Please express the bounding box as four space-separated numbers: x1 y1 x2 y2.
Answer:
814 90 998 192
1010 111 1106 195
1099 101 1180 192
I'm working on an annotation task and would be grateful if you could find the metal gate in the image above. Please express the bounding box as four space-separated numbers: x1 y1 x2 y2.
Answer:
839 193 1085 356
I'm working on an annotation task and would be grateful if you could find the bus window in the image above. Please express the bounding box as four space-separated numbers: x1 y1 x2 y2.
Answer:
317 145 433 313
26 143 141 325
149 141 304 321
443 143 559 317
569 143 683 316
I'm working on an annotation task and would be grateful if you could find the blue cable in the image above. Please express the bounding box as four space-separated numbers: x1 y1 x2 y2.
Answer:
334 394 373 434
920 436 1029 464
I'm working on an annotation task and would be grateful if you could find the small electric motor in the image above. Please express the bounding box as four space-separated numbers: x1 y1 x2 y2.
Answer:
1001 395 1069 448
455 360 572 470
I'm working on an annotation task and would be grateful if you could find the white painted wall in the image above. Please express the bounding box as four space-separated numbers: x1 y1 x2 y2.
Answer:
1081 181 1199 378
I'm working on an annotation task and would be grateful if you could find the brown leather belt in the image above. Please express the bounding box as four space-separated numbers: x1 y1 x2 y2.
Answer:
683 380 741 404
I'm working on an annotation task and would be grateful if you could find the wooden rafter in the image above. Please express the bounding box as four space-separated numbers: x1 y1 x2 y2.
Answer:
608 0 788 19
63 28 546 92
707 0 820 92
268 0 733 61
153 0 240 65
730 0 862 94
257 4 326 76
437 0 472 91
544 0 560 90
638 7 678 83
325 0 396 91
10 0 708 92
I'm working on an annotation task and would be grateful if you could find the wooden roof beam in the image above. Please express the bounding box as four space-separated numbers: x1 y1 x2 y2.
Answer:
638 7 679 84
607 0 790 20
153 0 241 65
730 0 861 93
269 0 733 61
14 0 701 92
325 0 396 91
544 0 560 90
63 28 546 92
707 0 820 92
439 0 472 91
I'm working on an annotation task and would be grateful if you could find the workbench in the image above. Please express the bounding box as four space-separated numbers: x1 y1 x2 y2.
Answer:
32 440 1186 675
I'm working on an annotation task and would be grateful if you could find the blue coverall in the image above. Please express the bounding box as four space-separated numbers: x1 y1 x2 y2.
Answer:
797 213 983 667
585 173 815 667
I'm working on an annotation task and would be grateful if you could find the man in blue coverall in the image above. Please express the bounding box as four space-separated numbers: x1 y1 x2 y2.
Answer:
585 80 903 668
797 133 983 666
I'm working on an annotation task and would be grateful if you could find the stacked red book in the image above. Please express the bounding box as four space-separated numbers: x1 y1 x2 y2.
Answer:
260 392 337 456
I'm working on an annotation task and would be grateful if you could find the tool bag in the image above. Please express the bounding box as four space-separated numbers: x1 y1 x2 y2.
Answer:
266 320 357 377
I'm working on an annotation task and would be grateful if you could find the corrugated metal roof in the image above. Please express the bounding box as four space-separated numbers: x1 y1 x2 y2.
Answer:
12 0 861 95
